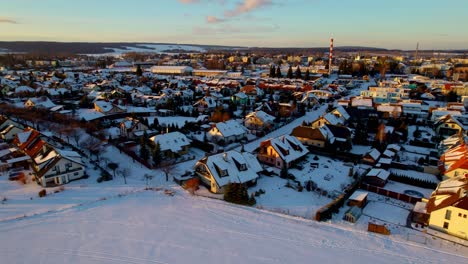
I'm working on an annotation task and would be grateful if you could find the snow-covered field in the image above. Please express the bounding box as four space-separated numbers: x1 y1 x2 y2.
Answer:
250 176 332 219
88 44 207 56
1 190 467 264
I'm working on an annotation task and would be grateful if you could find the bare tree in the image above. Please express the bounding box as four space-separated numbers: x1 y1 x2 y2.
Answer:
143 173 154 187
80 136 102 161
119 168 130 184
160 162 175 182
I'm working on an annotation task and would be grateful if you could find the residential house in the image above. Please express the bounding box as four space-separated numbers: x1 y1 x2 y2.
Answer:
365 168 390 187
207 120 247 144
193 96 219 113
362 148 381 165
1 125 23 142
33 148 86 187
24 96 57 109
94 100 126 114
424 176 468 240
291 126 328 148
150 131 191 159
13 128 85 186
194 150 262 193
258 135 309 168
439 144 468 179
120 118 149 139
244 110 275 135
435 115 468 138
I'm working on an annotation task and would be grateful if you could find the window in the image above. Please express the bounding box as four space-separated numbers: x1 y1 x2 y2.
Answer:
445 210 452 220
459 213 463 217
464 215 467 218
74 172 79 176
66 162 72 168
443 222 449 229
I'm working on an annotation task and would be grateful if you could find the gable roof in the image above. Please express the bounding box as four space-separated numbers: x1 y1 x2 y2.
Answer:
150 131 191 153
213 120 247 138
265 135 309 163
198 150 262 188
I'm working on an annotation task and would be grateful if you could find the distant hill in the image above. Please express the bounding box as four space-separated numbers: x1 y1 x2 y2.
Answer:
0 41 465 56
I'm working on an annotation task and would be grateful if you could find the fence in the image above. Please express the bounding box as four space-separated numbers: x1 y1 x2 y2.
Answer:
114 144 153 169
360 183 422 204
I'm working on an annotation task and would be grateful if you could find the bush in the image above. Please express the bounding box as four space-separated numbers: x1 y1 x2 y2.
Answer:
224 183 252 206
38 189 47 198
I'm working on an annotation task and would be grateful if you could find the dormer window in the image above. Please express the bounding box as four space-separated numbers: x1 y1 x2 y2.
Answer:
221 169 228 177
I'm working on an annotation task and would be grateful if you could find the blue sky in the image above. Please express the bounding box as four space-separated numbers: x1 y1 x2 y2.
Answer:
1 0 467 49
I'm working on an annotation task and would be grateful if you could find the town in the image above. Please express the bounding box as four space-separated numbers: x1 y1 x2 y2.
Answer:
1 42 468 262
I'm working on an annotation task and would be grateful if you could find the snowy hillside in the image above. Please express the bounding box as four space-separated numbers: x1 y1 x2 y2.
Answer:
99 44 207 55
0 190 466 264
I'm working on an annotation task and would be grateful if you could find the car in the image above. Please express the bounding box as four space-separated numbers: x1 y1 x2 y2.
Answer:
8 170 25 181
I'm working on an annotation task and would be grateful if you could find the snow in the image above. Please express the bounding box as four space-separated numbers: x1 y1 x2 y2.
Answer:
389 169 440 184
362 201 409 225
150 131 190 153
384 181 434 198
90 44 206 56
1 189 466 264
77 109 105 121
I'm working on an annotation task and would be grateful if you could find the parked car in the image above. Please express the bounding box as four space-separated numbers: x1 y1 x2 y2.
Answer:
8 170 25 181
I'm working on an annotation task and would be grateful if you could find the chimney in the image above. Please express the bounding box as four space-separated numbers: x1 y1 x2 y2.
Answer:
223 152 228 162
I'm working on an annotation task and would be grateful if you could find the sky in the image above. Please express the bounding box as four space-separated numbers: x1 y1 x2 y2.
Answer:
1 0 467 50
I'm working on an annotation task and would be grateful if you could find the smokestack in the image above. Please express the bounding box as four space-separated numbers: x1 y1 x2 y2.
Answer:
329 37 334 75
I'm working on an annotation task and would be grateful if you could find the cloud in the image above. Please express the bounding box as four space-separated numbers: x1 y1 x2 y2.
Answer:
206 16 225 23
193 23 279 35
0 18 18 24
224 0 273 18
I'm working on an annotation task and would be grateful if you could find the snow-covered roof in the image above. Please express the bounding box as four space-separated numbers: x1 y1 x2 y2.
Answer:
212 120 247 138
367 168 390 181
366 148 381 161
245 110 275 123
150 131 191 153
17 130 32 144
268 135 309 163
199 150 262 188
349 190 368 202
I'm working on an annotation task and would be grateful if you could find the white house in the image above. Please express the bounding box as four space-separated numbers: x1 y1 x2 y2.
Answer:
207 120 248 144
150 131 191 158
194 150 262 193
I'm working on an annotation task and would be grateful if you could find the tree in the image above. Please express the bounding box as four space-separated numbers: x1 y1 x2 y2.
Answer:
224 183 252 205
269 65 276 78
276 66 282 78
287 66 293 79
446 90 458 102
152 142 162 167
161 162 174 182
136 65 143 76
108 163 118 179
119 168 130 184
295 66 302 79
304 69 310 81
140 135 150 161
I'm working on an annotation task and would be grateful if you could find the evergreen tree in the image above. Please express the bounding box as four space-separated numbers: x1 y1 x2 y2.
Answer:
304 69 310 81
276 66 282 78
295 66 302 79
140 132 150 161
136 65 143 76
287 66 293 79
270 65 276 78
152 142 162 167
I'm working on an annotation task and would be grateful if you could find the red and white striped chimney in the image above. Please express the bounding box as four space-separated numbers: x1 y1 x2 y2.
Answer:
329 37 334 75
